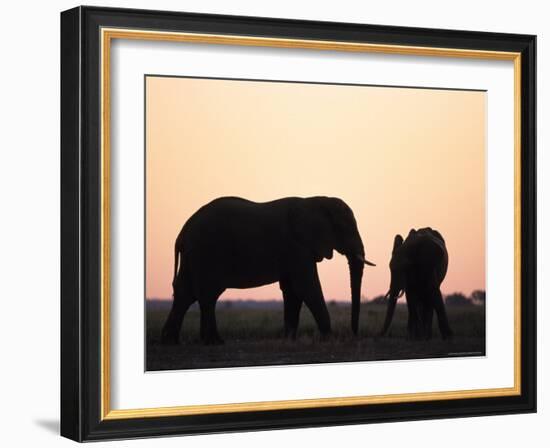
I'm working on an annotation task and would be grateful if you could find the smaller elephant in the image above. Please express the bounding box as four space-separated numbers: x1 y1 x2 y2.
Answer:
379 227 453 340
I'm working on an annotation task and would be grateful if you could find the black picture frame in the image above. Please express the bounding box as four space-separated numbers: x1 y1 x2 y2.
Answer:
61 5 536 442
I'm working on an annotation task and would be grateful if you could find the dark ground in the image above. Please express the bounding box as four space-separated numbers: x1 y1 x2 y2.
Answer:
146 300 485 371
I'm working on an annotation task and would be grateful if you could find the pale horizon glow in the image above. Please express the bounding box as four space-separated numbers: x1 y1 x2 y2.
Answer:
146 76 485 301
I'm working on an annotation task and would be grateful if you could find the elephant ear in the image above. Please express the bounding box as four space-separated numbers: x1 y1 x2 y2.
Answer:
289 201 334 262
390 234 409 272
392 234 404 254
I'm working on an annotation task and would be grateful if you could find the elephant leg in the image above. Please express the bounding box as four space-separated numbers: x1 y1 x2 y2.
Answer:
433 289 453 339
406 294 419 339
161 274 195 344
291 264 331 336
406 299 413 338
198 288 224 345
421 301 434 340
280 280 303 340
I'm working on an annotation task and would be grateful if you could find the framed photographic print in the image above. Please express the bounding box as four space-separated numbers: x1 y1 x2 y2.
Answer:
60 6 537 441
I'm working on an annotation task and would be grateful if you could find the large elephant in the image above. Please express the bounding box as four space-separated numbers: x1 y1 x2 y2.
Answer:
378 227 453 340
161 196 375 344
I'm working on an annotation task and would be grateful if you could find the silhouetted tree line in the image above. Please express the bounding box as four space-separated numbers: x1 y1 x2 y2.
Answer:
369 290 486 306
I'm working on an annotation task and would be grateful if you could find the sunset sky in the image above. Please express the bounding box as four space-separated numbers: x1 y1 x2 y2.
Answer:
145 76 485 301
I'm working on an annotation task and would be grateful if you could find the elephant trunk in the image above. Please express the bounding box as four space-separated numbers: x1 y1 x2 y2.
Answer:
347 254 364 335
379 290 399 336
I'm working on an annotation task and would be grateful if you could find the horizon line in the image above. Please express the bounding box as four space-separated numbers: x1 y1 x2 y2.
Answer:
146 291 485 302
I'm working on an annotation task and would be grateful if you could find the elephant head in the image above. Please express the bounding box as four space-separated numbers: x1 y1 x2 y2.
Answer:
289 197 375 334
379 227 447 336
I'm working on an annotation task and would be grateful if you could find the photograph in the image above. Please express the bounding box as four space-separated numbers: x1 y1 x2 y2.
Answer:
145 75 487 371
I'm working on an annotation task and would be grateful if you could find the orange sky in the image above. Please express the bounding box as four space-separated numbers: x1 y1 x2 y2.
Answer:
146 76 485 301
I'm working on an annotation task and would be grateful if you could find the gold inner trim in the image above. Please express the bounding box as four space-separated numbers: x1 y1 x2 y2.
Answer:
100 27 522 420
102 28 519 60
514 55 522 390
100 29 111 421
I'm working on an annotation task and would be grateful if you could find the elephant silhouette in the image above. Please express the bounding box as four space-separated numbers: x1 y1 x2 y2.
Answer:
161 196 375 344
379 227 453 340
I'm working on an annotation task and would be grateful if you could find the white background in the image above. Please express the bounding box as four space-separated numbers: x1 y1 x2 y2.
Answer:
111 40 515 409
0 0 547 446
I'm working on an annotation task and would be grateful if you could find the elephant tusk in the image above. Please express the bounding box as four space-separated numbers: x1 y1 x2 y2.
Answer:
355 253 376 266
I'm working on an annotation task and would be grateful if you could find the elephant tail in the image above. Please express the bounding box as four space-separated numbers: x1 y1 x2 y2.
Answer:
172 244 181 291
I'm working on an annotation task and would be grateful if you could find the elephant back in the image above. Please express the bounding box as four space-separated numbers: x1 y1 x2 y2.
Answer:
405 227 448 283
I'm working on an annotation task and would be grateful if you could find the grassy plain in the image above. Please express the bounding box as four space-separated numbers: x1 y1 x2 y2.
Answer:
146 300 485 371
